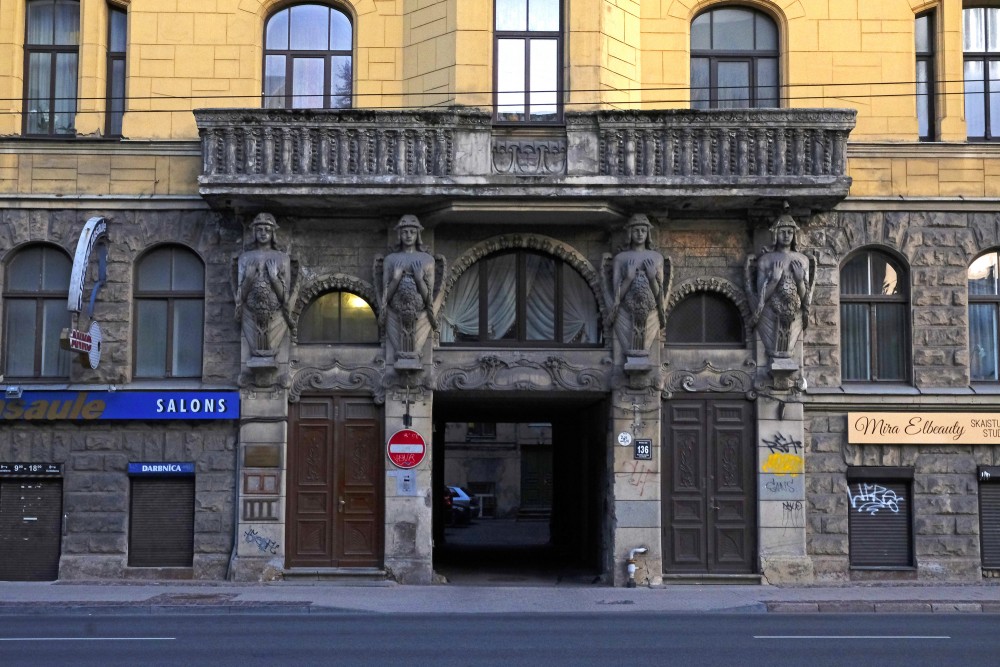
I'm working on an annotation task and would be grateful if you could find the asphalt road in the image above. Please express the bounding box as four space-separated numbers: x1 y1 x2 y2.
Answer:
0 612 996 666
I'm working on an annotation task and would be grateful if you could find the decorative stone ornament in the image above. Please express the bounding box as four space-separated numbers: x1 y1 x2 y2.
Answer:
604 214 671 375
374 214 445 371
745 210 816 389
233 212 297 385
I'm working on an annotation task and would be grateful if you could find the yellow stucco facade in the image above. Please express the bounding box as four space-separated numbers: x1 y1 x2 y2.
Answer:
0 0 997 199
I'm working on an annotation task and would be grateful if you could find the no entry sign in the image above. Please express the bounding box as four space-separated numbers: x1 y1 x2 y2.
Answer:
387 429 426 469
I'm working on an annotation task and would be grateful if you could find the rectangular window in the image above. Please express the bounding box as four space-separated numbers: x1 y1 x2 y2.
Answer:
847 467 914 569
106 4 126 137
916 11 936 141
24 0 80 136
964 6 1000 140
494 0 562 124
128 476 195 567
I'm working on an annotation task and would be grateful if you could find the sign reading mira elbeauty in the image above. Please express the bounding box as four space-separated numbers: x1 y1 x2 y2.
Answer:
0 391 239 421
849 412 1000 445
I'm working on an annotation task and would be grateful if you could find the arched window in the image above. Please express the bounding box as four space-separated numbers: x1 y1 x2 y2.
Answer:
3 244 72 378
134 246 204 378
264 3 353 109
691 6 778 109
298 291 377 343
969 249 1000 381
24 0 80 135
441 250 600 345
666 292 744 346
840 249 909 382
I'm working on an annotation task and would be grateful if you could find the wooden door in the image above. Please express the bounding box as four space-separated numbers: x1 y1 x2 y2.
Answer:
287 396 382 568
662 398 756 574
521 447 553 511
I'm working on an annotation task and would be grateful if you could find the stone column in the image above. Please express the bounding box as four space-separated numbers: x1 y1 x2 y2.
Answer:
756 397 813 583
610 388 662 586
232 389 288 581
382 385 434 584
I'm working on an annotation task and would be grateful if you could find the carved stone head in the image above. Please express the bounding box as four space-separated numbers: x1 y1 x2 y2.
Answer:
624 213 654 250
768 212 800 251
394 214 426 251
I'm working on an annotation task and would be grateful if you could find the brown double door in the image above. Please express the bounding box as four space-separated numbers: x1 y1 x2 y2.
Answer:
662 398 756 574
287 396 382 568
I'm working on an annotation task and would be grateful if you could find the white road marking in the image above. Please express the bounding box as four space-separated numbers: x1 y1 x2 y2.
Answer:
754 636 950 640
0 637 175 642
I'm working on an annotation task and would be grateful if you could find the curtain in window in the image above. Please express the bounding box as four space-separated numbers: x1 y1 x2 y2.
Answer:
875 304 906 380
841 303 870 381
440 267 480 343
971 303 999 381
486 254 517 340
524 254 555 340
562 268 599 343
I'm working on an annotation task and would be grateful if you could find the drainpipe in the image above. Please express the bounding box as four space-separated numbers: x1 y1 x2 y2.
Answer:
626 547 648 588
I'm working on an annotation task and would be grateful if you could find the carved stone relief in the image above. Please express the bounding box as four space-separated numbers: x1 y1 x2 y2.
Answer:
436 355 610 393
661 360 757 400
288 358 387 404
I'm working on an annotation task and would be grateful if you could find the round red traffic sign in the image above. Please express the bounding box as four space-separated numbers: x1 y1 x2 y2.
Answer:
387 429 426 469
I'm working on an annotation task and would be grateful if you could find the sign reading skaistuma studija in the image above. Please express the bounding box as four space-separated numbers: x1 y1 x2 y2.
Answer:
849 412 1000 445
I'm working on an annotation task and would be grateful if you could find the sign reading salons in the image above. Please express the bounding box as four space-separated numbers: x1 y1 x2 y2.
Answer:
849 412 1000 445
0 391 239 421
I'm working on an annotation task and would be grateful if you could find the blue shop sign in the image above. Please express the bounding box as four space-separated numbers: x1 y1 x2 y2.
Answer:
0 391 239 421
129 462 195 476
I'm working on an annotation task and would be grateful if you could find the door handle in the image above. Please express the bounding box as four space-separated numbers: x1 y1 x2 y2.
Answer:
338 497 346 513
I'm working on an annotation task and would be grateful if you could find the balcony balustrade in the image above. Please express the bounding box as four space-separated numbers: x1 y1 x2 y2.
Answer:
195 107 855 217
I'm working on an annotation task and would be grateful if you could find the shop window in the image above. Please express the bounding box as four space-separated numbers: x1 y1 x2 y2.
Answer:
979 466 1000 569
440 250 600 345
847 467 914 569
128 476 194 567
298 291 377 343
494 0 562 123
263 3 353 109
133 245 204 378
3 245 72 379
690 6 779 109
665 291 744 346
916 10 937 141
24 0 80 135
840 249 910 382
964 6 1000 140
969 249 1000 381
105 3 126 137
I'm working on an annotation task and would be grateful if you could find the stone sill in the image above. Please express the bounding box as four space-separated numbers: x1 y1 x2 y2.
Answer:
806 385 1000 409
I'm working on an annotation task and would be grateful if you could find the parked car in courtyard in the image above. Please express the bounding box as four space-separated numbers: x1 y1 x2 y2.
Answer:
446 486 478 525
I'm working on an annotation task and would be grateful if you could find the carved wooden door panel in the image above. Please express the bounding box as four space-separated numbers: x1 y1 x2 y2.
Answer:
288 396 382 568
662 398 755 574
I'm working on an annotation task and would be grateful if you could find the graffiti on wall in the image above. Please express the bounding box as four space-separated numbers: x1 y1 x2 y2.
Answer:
243 527 280 554
847 483 903 515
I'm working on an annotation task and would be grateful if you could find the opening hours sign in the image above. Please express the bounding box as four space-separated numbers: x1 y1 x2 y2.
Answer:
387 429 426 469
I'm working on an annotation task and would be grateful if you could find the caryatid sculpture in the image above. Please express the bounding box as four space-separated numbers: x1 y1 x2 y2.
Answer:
375 214 444 365
606 214 670 355
745 212 816 362
233 212 294 360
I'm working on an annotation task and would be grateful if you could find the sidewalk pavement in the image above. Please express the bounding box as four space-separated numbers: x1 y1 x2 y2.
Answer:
0 579 998 615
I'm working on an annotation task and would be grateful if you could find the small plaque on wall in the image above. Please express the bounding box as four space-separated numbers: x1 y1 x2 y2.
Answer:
244 445 281 468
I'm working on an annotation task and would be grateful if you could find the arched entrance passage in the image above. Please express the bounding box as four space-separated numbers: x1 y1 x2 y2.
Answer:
432 392 609 584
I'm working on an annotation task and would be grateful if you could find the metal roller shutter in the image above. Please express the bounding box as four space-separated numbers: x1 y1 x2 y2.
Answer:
128 477 194 567
980 479 1000 569
0 480 63 581
847 478 913 568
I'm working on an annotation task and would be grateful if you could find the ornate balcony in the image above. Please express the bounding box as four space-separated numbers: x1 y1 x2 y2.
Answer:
195 107 855 219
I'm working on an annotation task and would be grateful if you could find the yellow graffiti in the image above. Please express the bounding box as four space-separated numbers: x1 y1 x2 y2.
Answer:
762 452 803 476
